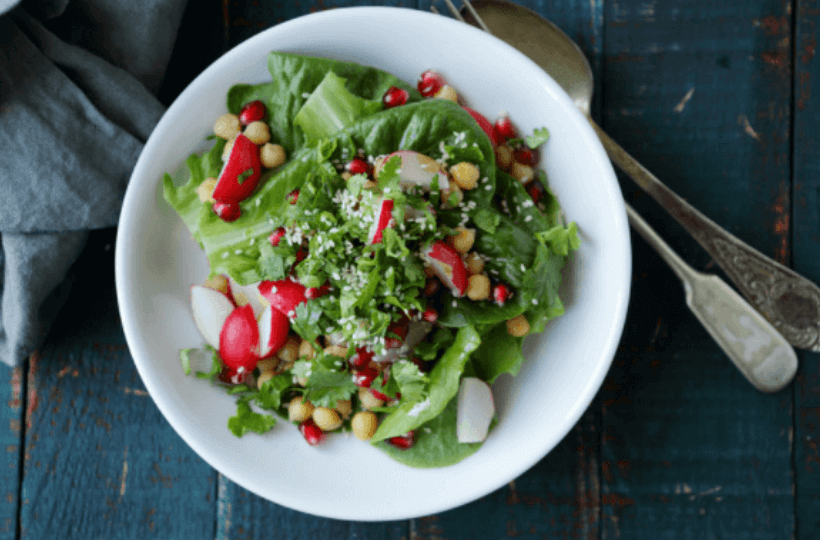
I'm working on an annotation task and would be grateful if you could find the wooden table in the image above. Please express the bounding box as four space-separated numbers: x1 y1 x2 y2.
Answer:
2 0 817 537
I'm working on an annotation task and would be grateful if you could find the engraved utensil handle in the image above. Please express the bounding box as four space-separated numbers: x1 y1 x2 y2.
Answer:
591 119 820 352
627 205 798 392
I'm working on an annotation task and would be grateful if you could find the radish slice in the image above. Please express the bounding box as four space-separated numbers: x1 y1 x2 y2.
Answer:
375 150 449 191
258 305 290 357
368 198 395 244
191 285 234 349
422 241 468 296
456 377 495 443
219 304 259 373
258 279 307 317
212 134 262 204
227 277 265 318
463 107 500 146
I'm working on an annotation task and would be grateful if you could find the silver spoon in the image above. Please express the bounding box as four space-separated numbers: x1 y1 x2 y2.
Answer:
447 0 799 391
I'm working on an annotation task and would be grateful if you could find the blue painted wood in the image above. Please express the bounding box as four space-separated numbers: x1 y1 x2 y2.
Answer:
600 1 795 539
0 365 23 540
18 230 217 540
792 1 820 538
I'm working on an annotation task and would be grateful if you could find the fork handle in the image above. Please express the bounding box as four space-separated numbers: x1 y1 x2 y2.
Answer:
589 118 820 352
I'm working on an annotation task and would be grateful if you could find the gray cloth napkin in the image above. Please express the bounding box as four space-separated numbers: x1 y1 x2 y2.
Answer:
0 0 189 366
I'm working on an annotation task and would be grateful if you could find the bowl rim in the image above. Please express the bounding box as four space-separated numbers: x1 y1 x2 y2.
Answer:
115 5 631 521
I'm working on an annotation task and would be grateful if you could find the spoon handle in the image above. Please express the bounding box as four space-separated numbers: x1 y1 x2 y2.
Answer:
626 204 798 392
590 118 820 352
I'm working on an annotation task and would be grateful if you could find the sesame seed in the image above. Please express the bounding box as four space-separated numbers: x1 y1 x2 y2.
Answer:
520 264 526 272
525 215 533 222
452 300 457 307
484 185 492 190
532 299 539 305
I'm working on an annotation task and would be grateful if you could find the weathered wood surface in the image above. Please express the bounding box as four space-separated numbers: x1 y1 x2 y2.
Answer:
0 0 815 538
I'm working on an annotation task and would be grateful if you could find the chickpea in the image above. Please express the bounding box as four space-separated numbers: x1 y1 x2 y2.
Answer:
358 387 384 410
312 407 342 431
335 399 352 419
495 144 513 168
341 171 353 181
298 339 316 360
256 371 274 390
243 121 271 145
424 265 436 278
203 274 228 295
450 162 479 190
511 162 535 184
232 291 250 307
507 314 530 337
277 336 300 365
466 274 491 301
288 396 314 422
464 252 485 275
323 345 348 358
257 357 278 374
260 143 286 168
448 227 476 253
363 180 379 190
196 177 217 203
351 411 378 441
222 137 235 161
214 113 241 140
434 85 459 102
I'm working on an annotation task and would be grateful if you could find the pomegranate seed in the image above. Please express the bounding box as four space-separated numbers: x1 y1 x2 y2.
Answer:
299 418 327 446
493 283 512 306
268 227 286 247
345 158 369 175
422 307 438 322
423 279 440 297
218 366 248 385
287 190 299 205
353 366 379 388
514 147 540 166
527 178 546 205
383 86 409 109
417 69 446 97
212 201 241 222
494 114 518 140
349 347 374 369
384 337 403 349
239 100 266 125
387 431 415 450
295 247 308 263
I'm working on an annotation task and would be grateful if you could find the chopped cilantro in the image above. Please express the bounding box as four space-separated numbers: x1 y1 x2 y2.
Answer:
236 168 254 185
525 127 550 148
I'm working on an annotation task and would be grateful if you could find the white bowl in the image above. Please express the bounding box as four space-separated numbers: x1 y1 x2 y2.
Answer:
115 6 630 521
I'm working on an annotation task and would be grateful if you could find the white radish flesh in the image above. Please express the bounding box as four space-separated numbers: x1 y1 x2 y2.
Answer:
191 285 234 349
456 377 495 443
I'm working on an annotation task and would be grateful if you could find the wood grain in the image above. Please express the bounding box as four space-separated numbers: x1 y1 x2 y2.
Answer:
0 365 23 540
793 1 820 538
18 230 217 539
601 0 795 538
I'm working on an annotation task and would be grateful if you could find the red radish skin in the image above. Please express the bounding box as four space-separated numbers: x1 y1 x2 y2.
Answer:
239 100 266 125
212 134 262 204
463 107 501 146
305 282 331 300
258 305 290 357
417 70 446 97
494 114 518 140
422 241 468 296
346 158 369 175
258 279 307 317
387 431 415 450
212 201 241 222
299 418 327 445
368 198 395 244
382 86 409 108
527 178 546 204
268 227 286 247
219 304 260 374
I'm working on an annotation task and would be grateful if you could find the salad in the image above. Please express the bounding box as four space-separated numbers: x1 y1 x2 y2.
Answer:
163 53 579 468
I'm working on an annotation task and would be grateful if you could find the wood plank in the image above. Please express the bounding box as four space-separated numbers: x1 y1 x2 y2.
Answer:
411 1 604 538
792 1 820 538
18 229 217 539
600 0 795 538
0 364 23 540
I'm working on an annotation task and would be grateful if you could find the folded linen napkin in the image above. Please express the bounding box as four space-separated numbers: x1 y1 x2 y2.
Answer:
0 0 189 366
